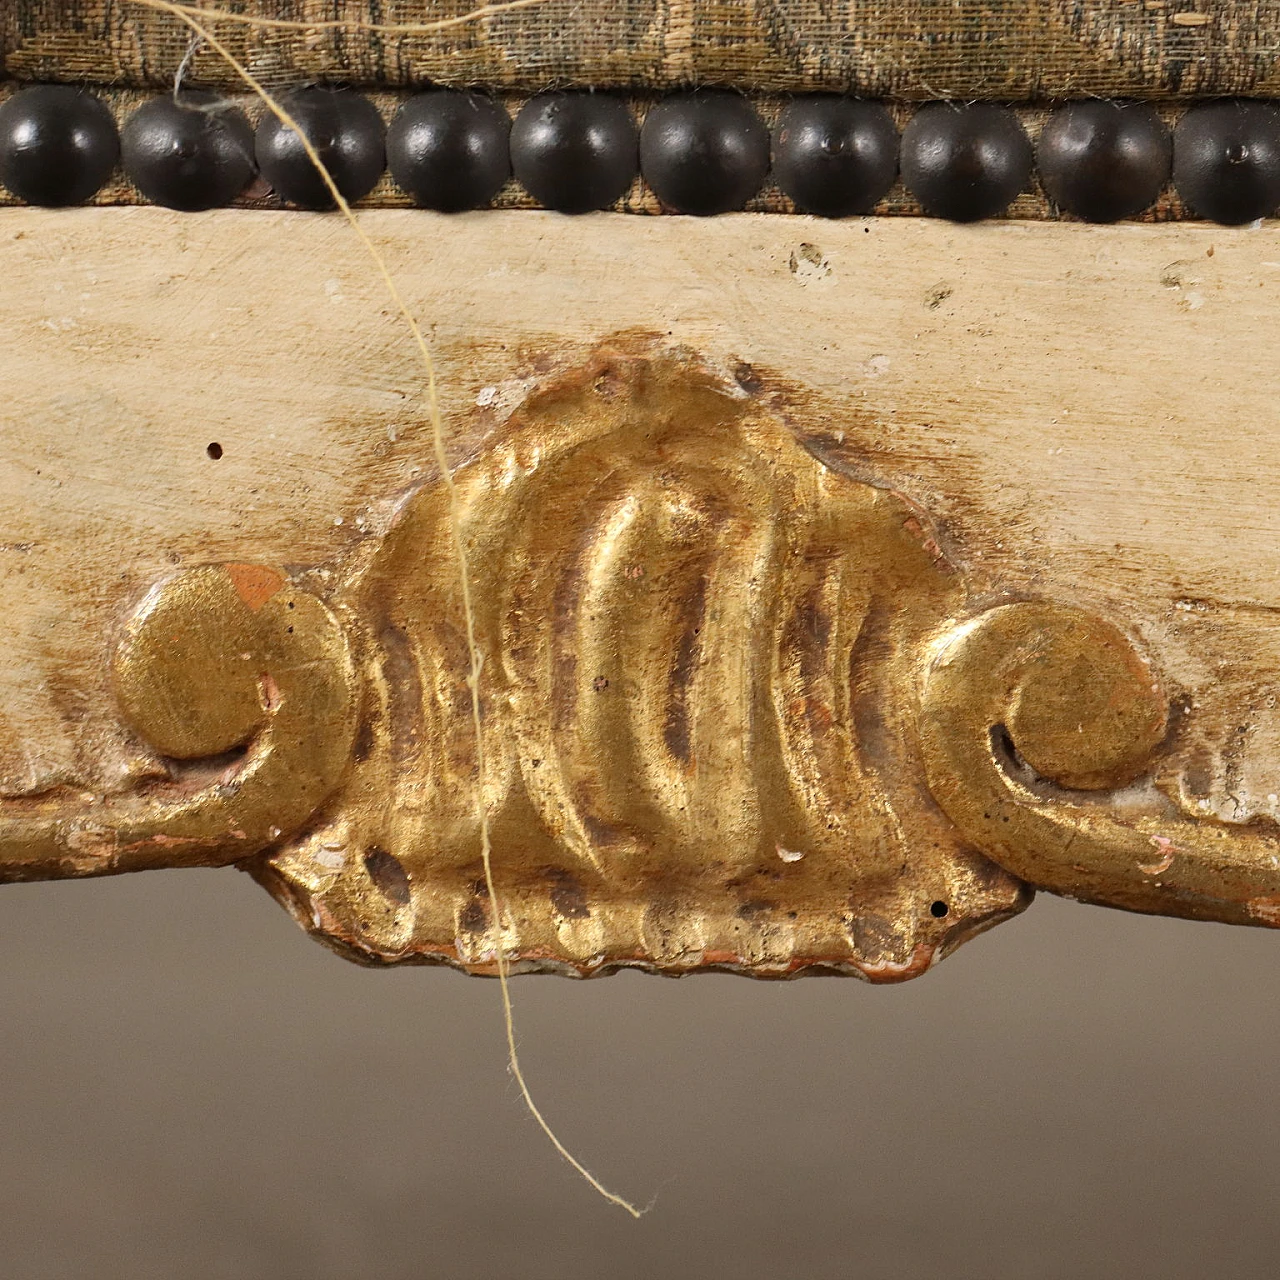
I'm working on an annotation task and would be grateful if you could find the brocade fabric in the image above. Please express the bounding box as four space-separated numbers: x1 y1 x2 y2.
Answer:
6 0 1280 98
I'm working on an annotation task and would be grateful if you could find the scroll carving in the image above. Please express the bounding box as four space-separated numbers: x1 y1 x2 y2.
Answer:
4 344 1280 977
0 563 358 879
920 603 1280 927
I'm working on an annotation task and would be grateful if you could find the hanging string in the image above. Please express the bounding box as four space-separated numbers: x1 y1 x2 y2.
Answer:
123 0 648 1218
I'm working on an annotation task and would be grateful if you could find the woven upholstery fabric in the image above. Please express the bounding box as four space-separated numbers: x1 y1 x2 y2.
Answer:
7 0 1280 97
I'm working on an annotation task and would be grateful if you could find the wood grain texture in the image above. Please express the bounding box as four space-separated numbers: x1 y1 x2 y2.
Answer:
3 207 1280 868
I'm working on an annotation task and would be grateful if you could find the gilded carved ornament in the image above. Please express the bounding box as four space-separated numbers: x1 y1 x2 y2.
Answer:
4 345 1278 979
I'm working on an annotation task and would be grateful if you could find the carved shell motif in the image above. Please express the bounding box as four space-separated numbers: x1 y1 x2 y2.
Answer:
265 348 1028 978
5 345 1280 981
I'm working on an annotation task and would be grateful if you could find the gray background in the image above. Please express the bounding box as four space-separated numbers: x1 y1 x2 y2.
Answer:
0 870 1276 1279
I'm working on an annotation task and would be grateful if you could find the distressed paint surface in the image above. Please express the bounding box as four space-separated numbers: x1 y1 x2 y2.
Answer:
4 209 1280 975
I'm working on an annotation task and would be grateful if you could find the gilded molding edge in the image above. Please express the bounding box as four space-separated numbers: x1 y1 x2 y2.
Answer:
920 604 1280 928
0 564 359 879
3 341 1279 978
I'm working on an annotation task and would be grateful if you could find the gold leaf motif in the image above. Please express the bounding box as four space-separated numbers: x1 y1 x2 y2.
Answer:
7 344 1280 977
257 347 1027 978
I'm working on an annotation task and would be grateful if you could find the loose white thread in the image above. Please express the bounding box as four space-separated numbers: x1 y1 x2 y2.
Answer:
125 0 647 1217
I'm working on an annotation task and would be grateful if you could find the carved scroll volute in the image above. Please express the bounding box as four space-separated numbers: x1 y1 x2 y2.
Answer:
919 602 1280 927
0 564 358 880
